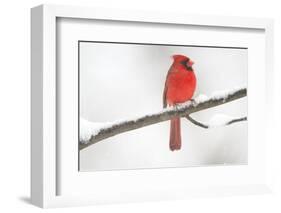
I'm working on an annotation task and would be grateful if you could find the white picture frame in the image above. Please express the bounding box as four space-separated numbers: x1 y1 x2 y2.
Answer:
31 4 274 208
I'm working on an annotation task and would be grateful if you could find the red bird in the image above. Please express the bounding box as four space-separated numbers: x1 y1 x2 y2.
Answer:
163 55 197 151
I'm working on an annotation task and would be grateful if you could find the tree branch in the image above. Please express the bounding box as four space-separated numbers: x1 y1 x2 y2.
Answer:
186 114 247 129
80 87 247 150
186 115 209 128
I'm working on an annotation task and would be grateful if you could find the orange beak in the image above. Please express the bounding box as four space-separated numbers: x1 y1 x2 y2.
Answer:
188 60 194 66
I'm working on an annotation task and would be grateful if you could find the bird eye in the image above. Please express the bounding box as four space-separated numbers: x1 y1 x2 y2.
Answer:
180 60 187 66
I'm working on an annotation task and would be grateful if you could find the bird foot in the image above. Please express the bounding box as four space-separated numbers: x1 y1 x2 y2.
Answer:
174 103 182 110
189 98 196 106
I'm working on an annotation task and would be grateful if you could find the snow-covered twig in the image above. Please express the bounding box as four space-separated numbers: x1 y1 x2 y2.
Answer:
186 114 247 129
79 87 247 150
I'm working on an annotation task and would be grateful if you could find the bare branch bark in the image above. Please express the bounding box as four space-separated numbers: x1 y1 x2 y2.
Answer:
185 114 247 129
227 117 247 125
185 115 209 128
80 87 247 150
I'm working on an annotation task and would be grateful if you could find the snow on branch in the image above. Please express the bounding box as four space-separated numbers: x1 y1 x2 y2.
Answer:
79 87 247 150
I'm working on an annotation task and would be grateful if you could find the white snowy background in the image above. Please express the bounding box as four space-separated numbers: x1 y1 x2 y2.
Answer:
79 42 248 171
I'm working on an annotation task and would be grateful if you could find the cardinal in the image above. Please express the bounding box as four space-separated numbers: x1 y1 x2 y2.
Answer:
163 54 197 151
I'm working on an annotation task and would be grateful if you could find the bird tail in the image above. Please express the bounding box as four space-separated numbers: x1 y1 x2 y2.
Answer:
170 117 181 151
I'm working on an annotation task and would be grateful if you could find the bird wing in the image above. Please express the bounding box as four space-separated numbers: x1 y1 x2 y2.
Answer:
163 66 173 108
163 82 168 108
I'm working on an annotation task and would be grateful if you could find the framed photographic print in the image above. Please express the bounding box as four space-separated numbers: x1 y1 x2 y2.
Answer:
31 4 274 208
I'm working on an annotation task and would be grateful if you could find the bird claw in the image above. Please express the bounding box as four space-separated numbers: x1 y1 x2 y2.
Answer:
189 98 196 106
174 103 179 110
